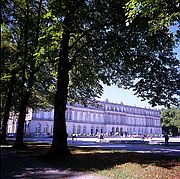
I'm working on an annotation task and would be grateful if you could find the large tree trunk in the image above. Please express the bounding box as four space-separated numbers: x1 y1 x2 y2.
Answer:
13 0 42 149
0 70 16 144
48 14 71 157
14 70 34 149
48 66 71 157
13 0 29 149
14 93 30 148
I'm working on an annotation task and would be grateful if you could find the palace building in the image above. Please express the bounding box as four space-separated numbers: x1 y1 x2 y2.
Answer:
28 100 162 136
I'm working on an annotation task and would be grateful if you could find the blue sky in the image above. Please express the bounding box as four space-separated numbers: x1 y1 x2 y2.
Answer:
99 27 180 109
100 84 154 108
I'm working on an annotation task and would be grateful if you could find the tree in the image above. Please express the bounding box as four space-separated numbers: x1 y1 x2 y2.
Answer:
2 0 179 156
161 108 180 136
13 0 45 148
45 0 179 157
1 0 54 147
125 0 180 37
0 22 21 144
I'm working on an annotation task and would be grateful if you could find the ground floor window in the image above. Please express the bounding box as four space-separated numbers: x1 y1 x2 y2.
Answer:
83 125 87 134
36 123 41 133
96 127 99 134
129 128 132 134
51 125 53 134
112 127 115 134
73 125 76 134
120 127 123 135
101 128 103 133
116 127 119 133
45 124 49 133
77 125 81 134
91 127 94 135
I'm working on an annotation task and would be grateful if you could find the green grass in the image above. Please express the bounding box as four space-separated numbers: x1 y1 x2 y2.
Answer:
1 141 180 178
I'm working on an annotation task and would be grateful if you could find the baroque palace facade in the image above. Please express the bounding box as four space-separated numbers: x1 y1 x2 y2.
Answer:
28 100 162 136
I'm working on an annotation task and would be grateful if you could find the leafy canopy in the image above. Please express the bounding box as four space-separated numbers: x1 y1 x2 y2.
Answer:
161 108 180 135
44 0 180 107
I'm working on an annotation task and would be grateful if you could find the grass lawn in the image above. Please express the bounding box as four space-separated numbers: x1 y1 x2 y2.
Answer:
1 141 180 178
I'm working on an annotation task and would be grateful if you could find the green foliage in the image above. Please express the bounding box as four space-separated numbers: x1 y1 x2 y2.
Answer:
45 0 180 107
1 0 180 112
1 0 57 118
125 0 180 43
161 108 180 136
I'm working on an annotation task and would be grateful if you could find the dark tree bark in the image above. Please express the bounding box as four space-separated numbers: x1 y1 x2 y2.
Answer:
14 66 35 148
13 0 42 149
48 13 71 157
0 70 16 144
48 64 71 157
48 1 86 158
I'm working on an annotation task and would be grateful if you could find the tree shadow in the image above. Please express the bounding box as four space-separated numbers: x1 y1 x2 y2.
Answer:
1 144 180 178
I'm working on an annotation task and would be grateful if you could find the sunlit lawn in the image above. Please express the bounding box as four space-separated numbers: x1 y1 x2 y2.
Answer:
1 141 180 178
70 147 180 178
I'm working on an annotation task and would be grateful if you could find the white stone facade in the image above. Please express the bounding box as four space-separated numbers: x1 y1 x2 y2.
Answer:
29 101 162 136
7 108 32 135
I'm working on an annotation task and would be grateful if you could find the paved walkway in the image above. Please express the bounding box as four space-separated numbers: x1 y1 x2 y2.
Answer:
2 137 180 178
69 141 180 156
22 137 180 157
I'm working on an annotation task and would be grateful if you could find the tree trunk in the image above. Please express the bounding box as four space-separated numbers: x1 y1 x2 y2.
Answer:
48 14 71 157
13 0 42 149
0 70 16 144
13 93 30 148
14 70 34 149
48 66 71 157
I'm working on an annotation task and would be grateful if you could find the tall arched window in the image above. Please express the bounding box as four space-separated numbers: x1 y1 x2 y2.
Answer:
51 125 53 134
45 124 49 133
91 126 94 135
74 111 77 121
101 127 103 134
150 128 153 134
120 127 123 135
77 125 81 134
83 125 87 134
116 127 119 133
112 127 115 134
130 128 132 134
96 126 99 134
36 123 41 133
73 125 76 134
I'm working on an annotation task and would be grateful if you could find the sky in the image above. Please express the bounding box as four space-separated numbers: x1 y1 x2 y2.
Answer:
99 26 180 109
100 84 155 108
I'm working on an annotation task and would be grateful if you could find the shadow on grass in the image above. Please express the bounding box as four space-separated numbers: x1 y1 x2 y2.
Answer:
1 142 180 178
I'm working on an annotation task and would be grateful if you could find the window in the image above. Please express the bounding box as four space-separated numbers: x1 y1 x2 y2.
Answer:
80 112 83 121
36 123 41 133
91 127 94 135
116 127 119 133
112 127 115 134
101 127 103 133
93 113 96 121
51 125 53 134
85 112 88 121
45 124 49 133
83 126 87 134
96 127 99 134
77 125 81 134
130 128 132 134
73 125 76 134
120 127 123 135
68 110 72 120
74 111 77 121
